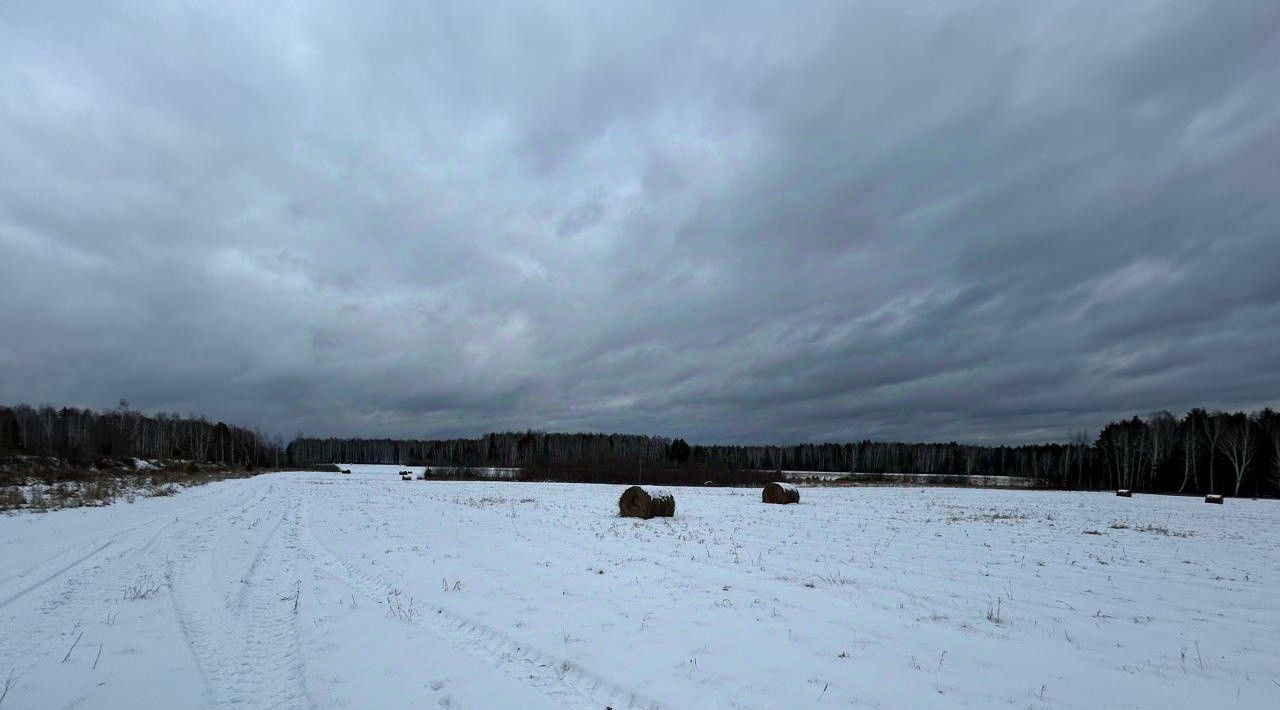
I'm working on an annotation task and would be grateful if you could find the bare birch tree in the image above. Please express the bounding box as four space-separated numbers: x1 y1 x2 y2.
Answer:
1203 412 1227 495
1217 414 1255 496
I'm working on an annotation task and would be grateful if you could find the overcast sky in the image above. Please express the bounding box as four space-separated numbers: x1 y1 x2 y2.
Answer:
2 2 1278 445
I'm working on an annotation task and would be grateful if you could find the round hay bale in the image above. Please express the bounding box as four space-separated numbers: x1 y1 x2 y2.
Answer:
618 485 675 519
1205 494 1224 504
762 481 800 504
1116 489 1132 497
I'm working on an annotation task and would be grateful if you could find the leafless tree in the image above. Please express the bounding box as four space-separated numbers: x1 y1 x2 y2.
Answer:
1069 431 1090 488
1217 414 1256 496
1265 415 1280 491
187 417 213 462
1179 415 1199 493
36 405 57 456
1203 412 1227 495
1098 420 1144 490
1144 411 1177 489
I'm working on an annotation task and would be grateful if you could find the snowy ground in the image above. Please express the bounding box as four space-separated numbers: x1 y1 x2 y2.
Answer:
1 465 1277 709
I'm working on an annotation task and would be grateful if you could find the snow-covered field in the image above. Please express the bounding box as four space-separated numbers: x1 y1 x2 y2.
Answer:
1 465 1277 709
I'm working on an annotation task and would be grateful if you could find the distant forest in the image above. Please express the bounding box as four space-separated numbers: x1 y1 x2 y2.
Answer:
2 402 1277 496
0 401 286 470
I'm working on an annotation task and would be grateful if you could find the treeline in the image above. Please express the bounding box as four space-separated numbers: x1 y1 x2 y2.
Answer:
288 432 1088 485
0 401 286 469
286 432 671 468
290 432 1079 479
1094 409 1279 497
290 408 1280 496
7 401 1279 496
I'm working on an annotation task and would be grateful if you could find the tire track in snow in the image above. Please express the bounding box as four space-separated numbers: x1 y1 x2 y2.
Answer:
231 504 289 611
0 483 233 596
0 484 254 619
0 540 115 611
0 482 261 698
166 482 310 709
298 498 663 710
0 494 213 610
0 538 111 592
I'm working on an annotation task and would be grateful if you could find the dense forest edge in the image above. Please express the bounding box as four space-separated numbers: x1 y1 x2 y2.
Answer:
0 400 340 511
2 401 1277 498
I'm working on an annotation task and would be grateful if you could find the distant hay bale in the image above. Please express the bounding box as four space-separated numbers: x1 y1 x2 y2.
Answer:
762 481 800 504
1205 494 1224 504
1116 489 1132 497
618 486 675 519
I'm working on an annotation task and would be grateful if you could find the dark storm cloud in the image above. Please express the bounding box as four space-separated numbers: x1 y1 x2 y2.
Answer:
2 1 1278 444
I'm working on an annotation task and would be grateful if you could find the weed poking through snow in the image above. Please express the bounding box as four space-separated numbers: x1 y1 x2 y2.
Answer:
123 573 162 601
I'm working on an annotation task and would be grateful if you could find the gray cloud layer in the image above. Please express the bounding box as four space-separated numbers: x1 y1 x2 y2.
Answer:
2 1 1278 444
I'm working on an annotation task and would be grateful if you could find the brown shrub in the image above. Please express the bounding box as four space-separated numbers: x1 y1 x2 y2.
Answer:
0 487 25 509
